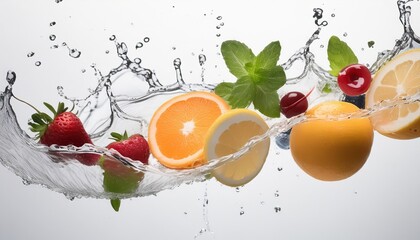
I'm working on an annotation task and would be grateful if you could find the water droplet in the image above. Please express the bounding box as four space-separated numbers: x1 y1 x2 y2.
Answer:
277 167 283 172
331 13 336 17
134 58 142 64
22 179 31 185
274 190 280 197
62 42 67 46
55 0 63 3
49 21 56 26
144 37 150 43
57 85 64 92
184 212 188 215
199 54 206 66
117 42 128 55
220 22 224 26
50 45 59 49
173 58 181 68
216 33 221 37
69 49 81 58
6 71 16 85
313 8 328 26
109 35 116 41
105 50 110 54
49 34 56 41
216 26 221 29
81 69 86 73
65 194 75 201
172 47 177 50
240 211 245 215
136 42 144 49
236 187 240 192
35 61 41 66
274 206 282 213
260 201 265 205
216 16 222 20
320 44 324 48
27 52 35 57
343 32 348 37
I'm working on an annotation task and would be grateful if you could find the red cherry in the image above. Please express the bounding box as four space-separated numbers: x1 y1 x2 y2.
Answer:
280 91 309 118
337 64 372 96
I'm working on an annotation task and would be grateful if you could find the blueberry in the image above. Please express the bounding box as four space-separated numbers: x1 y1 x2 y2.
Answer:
275 129 292 150
342 94 365 109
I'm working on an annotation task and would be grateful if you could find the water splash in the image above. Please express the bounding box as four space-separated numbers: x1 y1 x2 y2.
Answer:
0 0 419 200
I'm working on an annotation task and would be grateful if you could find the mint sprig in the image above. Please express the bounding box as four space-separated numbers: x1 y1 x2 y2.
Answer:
215 40 286 118
327 35 358 76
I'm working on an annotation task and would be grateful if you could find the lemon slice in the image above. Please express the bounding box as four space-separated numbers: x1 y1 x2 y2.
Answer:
366 48 420 139
203 109 270 187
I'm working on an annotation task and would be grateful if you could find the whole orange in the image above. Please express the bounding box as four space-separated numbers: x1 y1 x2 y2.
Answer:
290 101 374 181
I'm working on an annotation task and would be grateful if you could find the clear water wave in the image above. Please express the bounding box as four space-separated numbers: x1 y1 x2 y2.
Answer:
0 0 419 199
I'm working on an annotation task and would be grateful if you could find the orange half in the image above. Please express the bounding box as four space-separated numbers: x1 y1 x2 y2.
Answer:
148 91 230 169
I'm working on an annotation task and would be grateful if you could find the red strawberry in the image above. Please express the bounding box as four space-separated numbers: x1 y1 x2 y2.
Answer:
105 131 149 165
28 102 99 166
102 131 149 212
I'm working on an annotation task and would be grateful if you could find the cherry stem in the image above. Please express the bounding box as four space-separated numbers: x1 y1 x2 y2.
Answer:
282 86 315 110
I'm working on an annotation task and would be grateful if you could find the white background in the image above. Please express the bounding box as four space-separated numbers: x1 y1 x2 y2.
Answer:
0 0 419 239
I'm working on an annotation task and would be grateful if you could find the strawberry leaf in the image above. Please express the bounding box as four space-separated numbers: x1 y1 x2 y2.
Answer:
28 102 71 140
110 199 121 212
109 131 129 142
44 102 57 116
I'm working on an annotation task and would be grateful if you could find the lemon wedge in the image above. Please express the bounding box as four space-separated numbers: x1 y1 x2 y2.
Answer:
203 109 270 187
366 48 420 139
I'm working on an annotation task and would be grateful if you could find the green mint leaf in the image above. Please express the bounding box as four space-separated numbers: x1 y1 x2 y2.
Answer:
254 41 281 69
214 82 234 102
327 36 358 76
216 40 286 118
253 89 280 118
245 62 255 75
221 40 255 78
254 65 286 91
228 76 255 108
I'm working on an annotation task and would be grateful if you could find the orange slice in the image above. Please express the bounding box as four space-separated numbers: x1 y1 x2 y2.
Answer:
148 91 230 169
366 48 420 139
